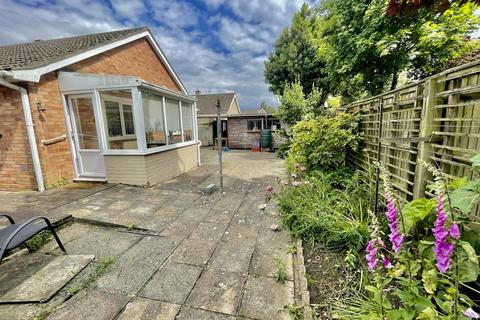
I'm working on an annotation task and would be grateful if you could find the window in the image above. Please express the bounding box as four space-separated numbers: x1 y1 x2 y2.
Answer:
266 118 281 131
142 90 166 148
182 102 193 142
100 90 137 150
247 119 262 132
165 98 182 144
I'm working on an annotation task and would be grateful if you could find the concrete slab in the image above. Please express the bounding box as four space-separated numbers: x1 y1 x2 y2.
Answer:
49 226 143 258
169 239 216 266
175 306 235 320
0 303 42 320
250 246 293 281
202 209 235 224
0 255 93 303
186 268 245 315
208 242 255 273
177 207 210 222
47 289 129 320
139 262 202 304
189 222 228 242
239 276 294 320
116 297 180 320
97 236 178 294
159 220 199 240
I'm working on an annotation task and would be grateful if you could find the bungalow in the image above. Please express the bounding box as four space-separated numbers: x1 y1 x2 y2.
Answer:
195 91 240 146
0 27 200 191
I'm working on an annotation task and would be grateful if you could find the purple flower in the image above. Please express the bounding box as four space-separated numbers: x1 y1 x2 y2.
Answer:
291 181 302 187
383 257 393 268
366 239 380 270
464 308 479 319
450 223 460 240
432 194 455 273
385 195 404 253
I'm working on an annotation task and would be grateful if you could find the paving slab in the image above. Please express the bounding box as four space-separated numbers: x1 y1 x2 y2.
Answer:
0 303 42 320
250 245 293 281
189 222 228 242
49 226 143 258
0 255 93 303
239 276 294 320
212 194 245 212
116 297 180 320
177 207 210 222
169 239 217 266
159 220 199 240
186 268 246 315
202 209 235 224
0 253 55 296
97 236 178 294
175 306 235 320
139 262 202 304
208 242 255 273
47 289 129 320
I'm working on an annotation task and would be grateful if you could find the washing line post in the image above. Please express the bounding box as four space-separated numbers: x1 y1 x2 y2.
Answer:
216 99 224 193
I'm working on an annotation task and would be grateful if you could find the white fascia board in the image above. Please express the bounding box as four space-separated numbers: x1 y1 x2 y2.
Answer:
140 81 195 102
8 31 189 95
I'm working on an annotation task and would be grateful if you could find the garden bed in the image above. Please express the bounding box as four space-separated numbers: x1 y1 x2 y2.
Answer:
304 245 361 319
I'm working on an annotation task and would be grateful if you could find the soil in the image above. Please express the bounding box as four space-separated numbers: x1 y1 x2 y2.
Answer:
304 245 362 319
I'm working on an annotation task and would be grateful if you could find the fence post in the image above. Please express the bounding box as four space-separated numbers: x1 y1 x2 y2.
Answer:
412 78 438 199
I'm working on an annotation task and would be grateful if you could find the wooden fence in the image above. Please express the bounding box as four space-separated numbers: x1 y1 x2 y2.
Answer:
345 60 480 209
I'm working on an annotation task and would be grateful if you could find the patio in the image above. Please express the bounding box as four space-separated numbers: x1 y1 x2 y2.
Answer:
0 149 294 319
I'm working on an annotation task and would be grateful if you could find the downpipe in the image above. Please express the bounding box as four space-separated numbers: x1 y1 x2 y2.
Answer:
0 79 45 191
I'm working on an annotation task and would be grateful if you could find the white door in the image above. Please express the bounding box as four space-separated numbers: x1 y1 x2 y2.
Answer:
67 95 106 179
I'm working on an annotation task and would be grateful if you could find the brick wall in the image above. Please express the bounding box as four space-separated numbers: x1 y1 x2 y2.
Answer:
0 37 184 191
70 38 182 92
0 86 36 190
227 118 261 149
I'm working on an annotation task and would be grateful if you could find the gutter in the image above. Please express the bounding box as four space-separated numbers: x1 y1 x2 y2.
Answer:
0 78 45 192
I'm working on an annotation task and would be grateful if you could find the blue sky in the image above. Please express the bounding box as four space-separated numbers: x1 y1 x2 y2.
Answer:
0 0 310 109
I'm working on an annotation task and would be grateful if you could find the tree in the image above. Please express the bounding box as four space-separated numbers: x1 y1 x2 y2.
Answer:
320 0 480 101
264 4 329 100
259 101 277 113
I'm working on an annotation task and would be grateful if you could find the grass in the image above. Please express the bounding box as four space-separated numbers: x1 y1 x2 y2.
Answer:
127 223 135 231
287 243 297 254
274 256 288 284
284 303 303 320
25 230 51 252
67 256 116 296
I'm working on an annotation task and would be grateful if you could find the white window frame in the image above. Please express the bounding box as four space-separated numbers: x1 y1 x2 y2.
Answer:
247 118 263 132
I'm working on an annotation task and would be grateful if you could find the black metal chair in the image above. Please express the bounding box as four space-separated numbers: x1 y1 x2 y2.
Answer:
0 215 67 264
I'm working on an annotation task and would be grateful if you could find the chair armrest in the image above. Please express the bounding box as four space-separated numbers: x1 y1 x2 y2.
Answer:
0 215 14 224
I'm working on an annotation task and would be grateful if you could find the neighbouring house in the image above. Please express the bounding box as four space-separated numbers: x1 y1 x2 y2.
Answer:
227 108 282 149
0 27 200 191
195 90 240 146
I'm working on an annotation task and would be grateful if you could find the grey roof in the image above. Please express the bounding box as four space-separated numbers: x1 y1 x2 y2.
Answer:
196 92 236 115
0 27 148 71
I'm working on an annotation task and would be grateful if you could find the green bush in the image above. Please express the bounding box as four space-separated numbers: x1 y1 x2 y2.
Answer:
277 169 372 251
286 112 360 172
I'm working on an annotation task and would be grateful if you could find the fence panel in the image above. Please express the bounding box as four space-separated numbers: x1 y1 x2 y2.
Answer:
345 61 480 213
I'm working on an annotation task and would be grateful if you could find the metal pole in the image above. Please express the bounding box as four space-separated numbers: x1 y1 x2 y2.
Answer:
216 100 224 193
373 98 384 215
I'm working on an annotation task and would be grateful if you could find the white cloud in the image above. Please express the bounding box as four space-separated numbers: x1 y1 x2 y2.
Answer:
0 0 307 108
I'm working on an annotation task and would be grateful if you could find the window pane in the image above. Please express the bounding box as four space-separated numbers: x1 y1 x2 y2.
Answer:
123 105 135 135
182 102 193 142
247 120 262 131
142 90 166 148
165 98 182 144
105 101 122 137
71 97 99 149
100 90 137 150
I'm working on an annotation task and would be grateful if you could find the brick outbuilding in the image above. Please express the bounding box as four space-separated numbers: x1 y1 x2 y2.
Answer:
0 27 200 191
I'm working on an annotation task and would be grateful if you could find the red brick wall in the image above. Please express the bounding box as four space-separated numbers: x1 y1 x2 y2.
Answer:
0 86 36 190
227 118 261 149
70 38 182 92
0 37 183 191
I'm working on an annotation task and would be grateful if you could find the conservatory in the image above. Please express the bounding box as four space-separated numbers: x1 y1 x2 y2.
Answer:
58 72 199 186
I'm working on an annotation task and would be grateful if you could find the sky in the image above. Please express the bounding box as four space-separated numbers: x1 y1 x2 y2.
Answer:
0 0 310 110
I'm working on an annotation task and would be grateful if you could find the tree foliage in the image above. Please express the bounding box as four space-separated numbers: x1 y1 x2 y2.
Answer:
265 1 480 104
264 4 329 98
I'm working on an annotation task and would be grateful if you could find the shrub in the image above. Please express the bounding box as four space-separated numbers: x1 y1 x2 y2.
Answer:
277 169 372 252
286 112 360 172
